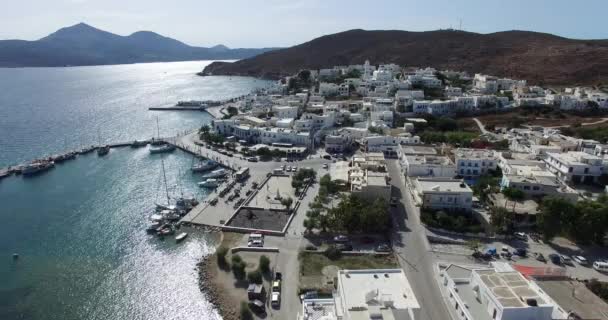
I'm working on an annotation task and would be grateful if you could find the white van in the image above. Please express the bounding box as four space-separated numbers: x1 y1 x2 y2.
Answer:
593 261 608 272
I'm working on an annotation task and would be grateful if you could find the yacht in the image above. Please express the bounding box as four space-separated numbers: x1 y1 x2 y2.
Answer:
202 168 227 179
191 160 218 172
97 145 110 156
149 144 175 154
198 178 220 188
22 161 55 176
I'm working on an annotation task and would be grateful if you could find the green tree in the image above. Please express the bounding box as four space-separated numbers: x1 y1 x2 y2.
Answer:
537 197 575 241
231 255 246 280
281 196 293 209
240 301 253 320
226 106 238 116
200 124 210 135
216 246 229 268
259 255 271 274
247 270 263 284
490 207 515 234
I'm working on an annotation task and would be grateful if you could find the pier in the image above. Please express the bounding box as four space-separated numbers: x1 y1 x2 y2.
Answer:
148 106 208 111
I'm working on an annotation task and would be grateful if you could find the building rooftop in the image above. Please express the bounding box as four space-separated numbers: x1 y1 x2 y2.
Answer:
399 145 437 155
300 299 337 320
454 148 496 160
476 269 549 308
336 269 419 320
547 151 603 165
534 278 608 320
416 178 472 193
405 155 453 166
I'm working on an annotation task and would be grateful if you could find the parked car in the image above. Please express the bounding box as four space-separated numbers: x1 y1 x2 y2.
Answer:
248 239 264 247
334 235 349 243
323 154 332 160
514 232 528 241
572 255 589 266
300 291 318 301
275 272 282 281
534 252 547 263
271 292 281 308
560 255 574 266
247 157 258 162
375 244 391 252
336 244 353 251
272 280 281 293
248 300 265 313
322 163 328 169
548 253 561 265
293 166 298 172
593 260 608 272
514 248 527 257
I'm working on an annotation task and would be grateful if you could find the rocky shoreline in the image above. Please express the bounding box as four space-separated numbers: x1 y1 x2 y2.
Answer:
196 232 241 320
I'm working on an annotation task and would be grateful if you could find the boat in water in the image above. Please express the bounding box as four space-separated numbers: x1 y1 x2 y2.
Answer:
191 160 218 172
97 145 110 156
175 232 188 242
149 144 175 154
202 168 227 179
198 178 220 188
22 161 55 176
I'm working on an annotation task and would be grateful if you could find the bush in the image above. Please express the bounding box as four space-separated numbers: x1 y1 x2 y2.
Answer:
259 255 271 274
240 301 253 320
324 246 342 260
231 254 246 280
247 269 263 284
216 246 229 267
421 209 483 234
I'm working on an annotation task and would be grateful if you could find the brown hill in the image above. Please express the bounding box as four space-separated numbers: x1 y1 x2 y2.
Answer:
202 29 608 85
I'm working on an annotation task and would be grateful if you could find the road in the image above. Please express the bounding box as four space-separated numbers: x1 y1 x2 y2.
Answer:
387 160 451 320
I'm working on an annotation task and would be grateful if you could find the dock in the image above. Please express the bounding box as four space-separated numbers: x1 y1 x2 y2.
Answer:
148 107 208 111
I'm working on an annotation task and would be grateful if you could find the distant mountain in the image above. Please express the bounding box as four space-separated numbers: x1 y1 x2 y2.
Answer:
202 29 608 85
0 23 278 67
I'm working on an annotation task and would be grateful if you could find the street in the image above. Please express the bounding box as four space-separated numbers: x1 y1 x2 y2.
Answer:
387 160 451 320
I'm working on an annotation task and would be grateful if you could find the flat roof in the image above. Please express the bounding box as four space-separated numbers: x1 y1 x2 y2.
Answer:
454 148 496 160
476 270 548 308
547 151 603 165
405 155 453 166
337 269 420 311
416 178 472 193
301 299 337 320
534 278 608 319
399 145 437 155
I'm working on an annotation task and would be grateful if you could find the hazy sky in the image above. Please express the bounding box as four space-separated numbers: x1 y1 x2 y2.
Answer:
1 0 607 47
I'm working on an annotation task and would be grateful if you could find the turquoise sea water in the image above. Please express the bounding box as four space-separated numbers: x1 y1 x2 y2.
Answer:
0 61 271 320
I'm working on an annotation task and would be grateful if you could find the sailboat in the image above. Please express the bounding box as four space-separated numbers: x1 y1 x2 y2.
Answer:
149 117 175 154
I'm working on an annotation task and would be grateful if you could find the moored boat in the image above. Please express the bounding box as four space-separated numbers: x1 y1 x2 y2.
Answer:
198 178 220 188
175 232 188 242
131 140 148 148
192 160 218 172
202 168 227 179
149 144 175 154
22 161 55 176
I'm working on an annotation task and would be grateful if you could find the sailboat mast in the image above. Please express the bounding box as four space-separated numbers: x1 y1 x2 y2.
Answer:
156 116 160 139
161 158 170 204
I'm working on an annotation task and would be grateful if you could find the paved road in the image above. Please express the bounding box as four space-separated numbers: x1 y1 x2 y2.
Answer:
387 160 451 320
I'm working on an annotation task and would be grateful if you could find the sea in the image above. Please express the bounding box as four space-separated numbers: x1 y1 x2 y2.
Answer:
0 61 272 320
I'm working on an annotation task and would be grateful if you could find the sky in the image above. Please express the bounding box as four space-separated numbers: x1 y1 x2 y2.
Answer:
1 0 607 48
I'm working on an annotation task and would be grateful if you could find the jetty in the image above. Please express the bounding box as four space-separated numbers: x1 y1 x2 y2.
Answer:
148 106 208 111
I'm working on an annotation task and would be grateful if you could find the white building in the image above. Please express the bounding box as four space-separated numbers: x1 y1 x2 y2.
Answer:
412 178 473 211
362 135 420 157
319 82 340 96
401 154 456 178
454 148 499 178
499 159 578 201
544 151 605 184
325 134 353 153
334 269 420 320
272 105 298 119
350 169 391 202
474 74 498 94
441 263 555 320
445 86 463 97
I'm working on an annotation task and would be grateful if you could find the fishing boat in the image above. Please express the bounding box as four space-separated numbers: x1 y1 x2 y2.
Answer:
149 144 175 154
158 227 175 236
191 160 218 172
175 232 188 242
146 221 162 233
202 168 227 179
198 178 220 188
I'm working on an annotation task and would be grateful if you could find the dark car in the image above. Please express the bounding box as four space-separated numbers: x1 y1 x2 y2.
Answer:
336 244 353 251
549 253 561 265
514 248 527 257
248 300 265 313
375 244 391 252
275 272 282 281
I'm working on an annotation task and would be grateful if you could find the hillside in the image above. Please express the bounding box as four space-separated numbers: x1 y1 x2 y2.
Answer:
0 23 277 67
202 29 608 85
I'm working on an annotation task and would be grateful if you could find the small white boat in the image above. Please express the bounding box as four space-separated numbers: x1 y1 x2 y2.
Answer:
198 178 220 188
175 232 188 242
149 144 176 154
202 168 226 179
191 160 218 172
150 214 163 222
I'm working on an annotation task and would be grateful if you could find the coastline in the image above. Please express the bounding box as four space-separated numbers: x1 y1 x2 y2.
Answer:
197 232 244 320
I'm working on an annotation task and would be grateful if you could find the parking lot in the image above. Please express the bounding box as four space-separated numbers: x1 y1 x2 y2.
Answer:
431 234 608 281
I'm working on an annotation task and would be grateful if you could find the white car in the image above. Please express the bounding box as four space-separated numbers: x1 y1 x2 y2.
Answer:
271 292 281 308
322 163 328 169
572 255 589 266
247 239 264 247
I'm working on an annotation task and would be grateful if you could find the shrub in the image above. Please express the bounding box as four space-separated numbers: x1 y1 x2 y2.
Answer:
231 254 246 280
324 246 342 260
247 269 263 284
259 255 271 274
216 247 229 268
240 301 253 320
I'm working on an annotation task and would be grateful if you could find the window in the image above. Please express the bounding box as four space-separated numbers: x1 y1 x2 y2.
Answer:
584 168 589 174
533 186 540 191
569 167 573 173
524 186 530 190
